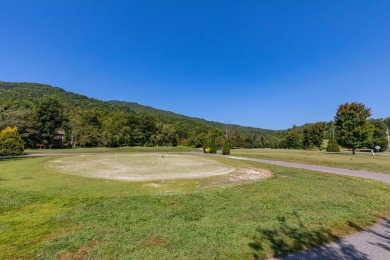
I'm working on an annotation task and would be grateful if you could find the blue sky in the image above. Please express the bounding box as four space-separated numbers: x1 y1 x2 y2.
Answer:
1 1 389 130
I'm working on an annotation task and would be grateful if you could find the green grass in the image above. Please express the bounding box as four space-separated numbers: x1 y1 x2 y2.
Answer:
1 151 390 259
232 148 390 174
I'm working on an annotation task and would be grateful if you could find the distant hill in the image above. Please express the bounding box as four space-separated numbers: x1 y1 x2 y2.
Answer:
0 81 279 137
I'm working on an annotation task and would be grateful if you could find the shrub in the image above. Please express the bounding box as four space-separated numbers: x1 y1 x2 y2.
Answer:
0 127 24 156
326 137 340 152
222 140 230 155
209 139 217 154
202 138 209 153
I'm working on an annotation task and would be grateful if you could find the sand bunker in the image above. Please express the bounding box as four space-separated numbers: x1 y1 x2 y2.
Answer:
46 153 235 181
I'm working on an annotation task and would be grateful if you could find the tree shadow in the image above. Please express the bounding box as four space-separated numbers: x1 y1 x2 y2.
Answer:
249 211 368 259
0 156 31 162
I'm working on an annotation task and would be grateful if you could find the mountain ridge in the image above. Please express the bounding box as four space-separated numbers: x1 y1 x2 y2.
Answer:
0 81 280 137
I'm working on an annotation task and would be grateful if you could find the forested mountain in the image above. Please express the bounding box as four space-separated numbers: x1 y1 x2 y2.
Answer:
2 81 388 151
0 81 281 148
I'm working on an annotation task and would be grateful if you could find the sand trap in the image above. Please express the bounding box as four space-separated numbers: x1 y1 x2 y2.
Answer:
46 153 235 181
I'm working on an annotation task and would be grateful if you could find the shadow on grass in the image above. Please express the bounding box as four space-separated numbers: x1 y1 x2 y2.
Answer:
249 211 368 260
0 156 31 162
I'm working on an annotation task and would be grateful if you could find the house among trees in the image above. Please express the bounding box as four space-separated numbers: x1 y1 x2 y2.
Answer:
53 130 65 148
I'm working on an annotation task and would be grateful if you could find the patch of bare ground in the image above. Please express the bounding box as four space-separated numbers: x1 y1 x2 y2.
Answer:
203 168 272 187
60 239 99 260
146 237 166 247
46 153 234 181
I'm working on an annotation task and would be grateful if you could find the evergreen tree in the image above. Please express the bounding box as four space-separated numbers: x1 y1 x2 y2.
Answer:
222 139 230 155
209 138 217 154
326 137 340 152
0 127 24 155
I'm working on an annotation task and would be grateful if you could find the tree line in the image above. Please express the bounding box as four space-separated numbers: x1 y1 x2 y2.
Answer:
0 84 389 156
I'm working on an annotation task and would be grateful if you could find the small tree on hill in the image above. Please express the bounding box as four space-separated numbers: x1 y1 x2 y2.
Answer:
326 137 340 152
0 127 24 156
222 139 230 155
209 138 217 154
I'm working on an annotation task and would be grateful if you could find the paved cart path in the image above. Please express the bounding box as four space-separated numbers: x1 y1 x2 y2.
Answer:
223 155 390 260
272 218 390 260
225 155 390 183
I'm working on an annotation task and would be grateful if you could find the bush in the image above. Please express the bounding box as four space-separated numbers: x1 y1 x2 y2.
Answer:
202 138 209 153
222 140 230 155
0 127 24 156
326 137 340 152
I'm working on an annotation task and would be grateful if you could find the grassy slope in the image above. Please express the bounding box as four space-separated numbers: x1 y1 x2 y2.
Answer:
1 152 390 259
232 148 390 174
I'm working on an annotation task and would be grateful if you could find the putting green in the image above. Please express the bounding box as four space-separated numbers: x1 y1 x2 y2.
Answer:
46 153 234 181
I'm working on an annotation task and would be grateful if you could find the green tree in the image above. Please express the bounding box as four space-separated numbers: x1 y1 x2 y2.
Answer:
230 131 245 148
335 102 373 155
102 111 131 147
210 127 222 140
384 117 390 128
222 139 230 155
367 119 388 152
34 97 66 148
209 138 217 154
326 137 340 152
0 127 24 155
285 132 303 149
161 124 178 146
303 122 326 150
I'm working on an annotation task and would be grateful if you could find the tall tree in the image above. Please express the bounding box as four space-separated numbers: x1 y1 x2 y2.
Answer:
335 102 373 154
303 122 326 150
367 119 388 152
102 111 131 147
384 117 390 128
209 138 217 154
285 132 303 149
230 131 245 148
222 139 230 155
34 97 66 148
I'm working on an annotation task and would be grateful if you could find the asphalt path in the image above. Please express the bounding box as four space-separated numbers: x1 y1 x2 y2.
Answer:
223 155 390 260
225 156 390 183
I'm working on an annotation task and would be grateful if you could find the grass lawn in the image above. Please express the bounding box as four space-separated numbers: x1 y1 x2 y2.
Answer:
232 148 390 174
1 149 390 259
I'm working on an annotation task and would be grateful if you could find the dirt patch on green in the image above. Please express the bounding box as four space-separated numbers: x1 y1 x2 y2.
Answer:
46 153 234 181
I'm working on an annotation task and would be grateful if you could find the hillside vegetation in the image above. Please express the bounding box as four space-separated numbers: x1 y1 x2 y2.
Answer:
0 81 280 149
1 81 388 151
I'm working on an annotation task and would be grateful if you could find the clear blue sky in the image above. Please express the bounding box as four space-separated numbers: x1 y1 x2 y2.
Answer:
1 1 389 130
